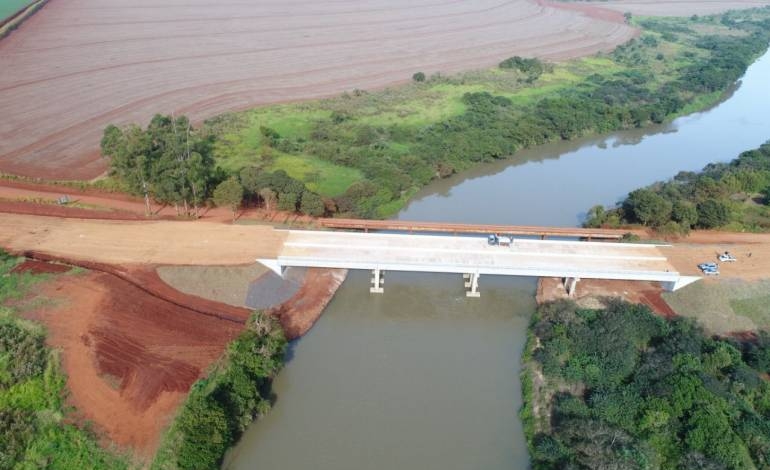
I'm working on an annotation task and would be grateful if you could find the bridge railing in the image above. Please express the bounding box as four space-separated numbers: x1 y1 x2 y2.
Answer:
317 218 641 240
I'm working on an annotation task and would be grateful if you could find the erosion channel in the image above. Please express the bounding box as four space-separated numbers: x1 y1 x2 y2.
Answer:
224 49 770 470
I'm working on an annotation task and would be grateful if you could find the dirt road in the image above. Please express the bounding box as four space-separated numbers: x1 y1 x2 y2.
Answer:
0 213 286 265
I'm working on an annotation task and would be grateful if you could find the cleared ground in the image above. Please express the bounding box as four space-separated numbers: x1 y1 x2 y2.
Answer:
663 279 770 334
0 0 639 179
21 268 248 458
0 213 286 264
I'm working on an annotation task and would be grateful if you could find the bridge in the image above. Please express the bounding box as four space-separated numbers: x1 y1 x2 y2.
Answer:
259 229 700 297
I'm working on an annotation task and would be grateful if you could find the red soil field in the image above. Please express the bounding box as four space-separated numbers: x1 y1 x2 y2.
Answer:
23 265 250 458
600 0 770 16
0 0 640 180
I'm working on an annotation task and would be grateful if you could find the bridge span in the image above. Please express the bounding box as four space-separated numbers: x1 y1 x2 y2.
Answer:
259 230 700 297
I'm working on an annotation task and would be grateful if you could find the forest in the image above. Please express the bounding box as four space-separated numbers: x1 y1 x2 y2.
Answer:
522 299 770 470
585 141 770 233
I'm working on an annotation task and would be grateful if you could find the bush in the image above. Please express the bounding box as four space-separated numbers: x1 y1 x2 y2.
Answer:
412 72 426 82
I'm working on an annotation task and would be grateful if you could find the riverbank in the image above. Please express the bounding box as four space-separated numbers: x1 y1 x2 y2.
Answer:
195 8 770 219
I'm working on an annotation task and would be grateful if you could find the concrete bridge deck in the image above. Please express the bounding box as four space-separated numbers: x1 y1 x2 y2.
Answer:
261 230 699 296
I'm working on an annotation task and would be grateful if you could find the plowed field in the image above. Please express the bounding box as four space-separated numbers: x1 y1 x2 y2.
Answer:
0 0 639 180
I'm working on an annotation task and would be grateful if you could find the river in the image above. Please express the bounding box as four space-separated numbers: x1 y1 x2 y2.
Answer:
225 50 770 469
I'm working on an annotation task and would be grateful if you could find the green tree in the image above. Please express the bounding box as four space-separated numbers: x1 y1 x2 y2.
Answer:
213 177 244 222
300 192 325 217
277 192 299 212
100 124 153 214
696 198 731 228
672 199 698 228
623 189 672 226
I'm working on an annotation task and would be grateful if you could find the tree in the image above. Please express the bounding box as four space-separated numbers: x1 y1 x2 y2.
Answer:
100 124 153 214
696 198 731 228
300 192 325 217
672 200 698 228
258 188 277 212
213 178 244 222
623 188 672 226
412 72 426 82
277 192 298 212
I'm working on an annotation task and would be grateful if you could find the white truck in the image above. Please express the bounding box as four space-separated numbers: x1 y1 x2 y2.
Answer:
487 234 512 247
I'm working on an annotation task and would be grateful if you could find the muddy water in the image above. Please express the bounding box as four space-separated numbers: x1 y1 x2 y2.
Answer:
400 50 770 226
226 50 770 469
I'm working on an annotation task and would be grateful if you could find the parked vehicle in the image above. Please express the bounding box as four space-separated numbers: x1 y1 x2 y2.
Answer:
702 268 720 276
487 234 512 246
718 251 737 262
698 262 717 270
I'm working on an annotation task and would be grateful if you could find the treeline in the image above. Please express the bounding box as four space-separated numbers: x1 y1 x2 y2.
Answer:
0 251 128 469
523 299 770 469
259 13 770 217
101 116 326 217
151 312 286 470
586 141 770 233
102 12 770 219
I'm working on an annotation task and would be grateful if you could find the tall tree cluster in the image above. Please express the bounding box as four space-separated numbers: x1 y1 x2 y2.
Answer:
101 114 221 216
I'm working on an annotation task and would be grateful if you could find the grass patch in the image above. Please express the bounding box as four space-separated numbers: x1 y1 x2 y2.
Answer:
663 279 770 333
269 153 362 197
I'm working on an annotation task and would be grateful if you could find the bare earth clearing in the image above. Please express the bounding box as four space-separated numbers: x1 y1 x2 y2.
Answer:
0 0 639 179
22 268 247 458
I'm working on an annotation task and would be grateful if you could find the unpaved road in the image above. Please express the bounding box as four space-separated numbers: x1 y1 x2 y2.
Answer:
0 213 286 265
0 0 638 179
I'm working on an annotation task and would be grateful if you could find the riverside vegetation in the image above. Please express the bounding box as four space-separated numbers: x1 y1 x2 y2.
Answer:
585 141 770 233
0 249 286 470
151 312 286 470
522 299 770 470
0 251 129 469
100 8 770 218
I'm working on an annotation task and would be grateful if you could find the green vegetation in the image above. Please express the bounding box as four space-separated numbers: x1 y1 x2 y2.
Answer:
523 299 770 470
0 0 35 22
586 141 770 233
151 312 286 470
100 9 770 218
212 177 243 222
0 251 129 469
189 8 770 218
101 114 325 217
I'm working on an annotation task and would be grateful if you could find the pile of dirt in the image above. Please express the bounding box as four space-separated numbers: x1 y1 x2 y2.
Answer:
269 268 347 339
537 277 676 318
22 265 249 459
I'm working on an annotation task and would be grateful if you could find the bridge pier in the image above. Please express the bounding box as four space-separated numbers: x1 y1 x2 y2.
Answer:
464 272 481 298
563 277 580 297
370 267 384 294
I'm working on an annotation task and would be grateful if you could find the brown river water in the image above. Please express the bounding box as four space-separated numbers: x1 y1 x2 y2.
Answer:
225 50 770 469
